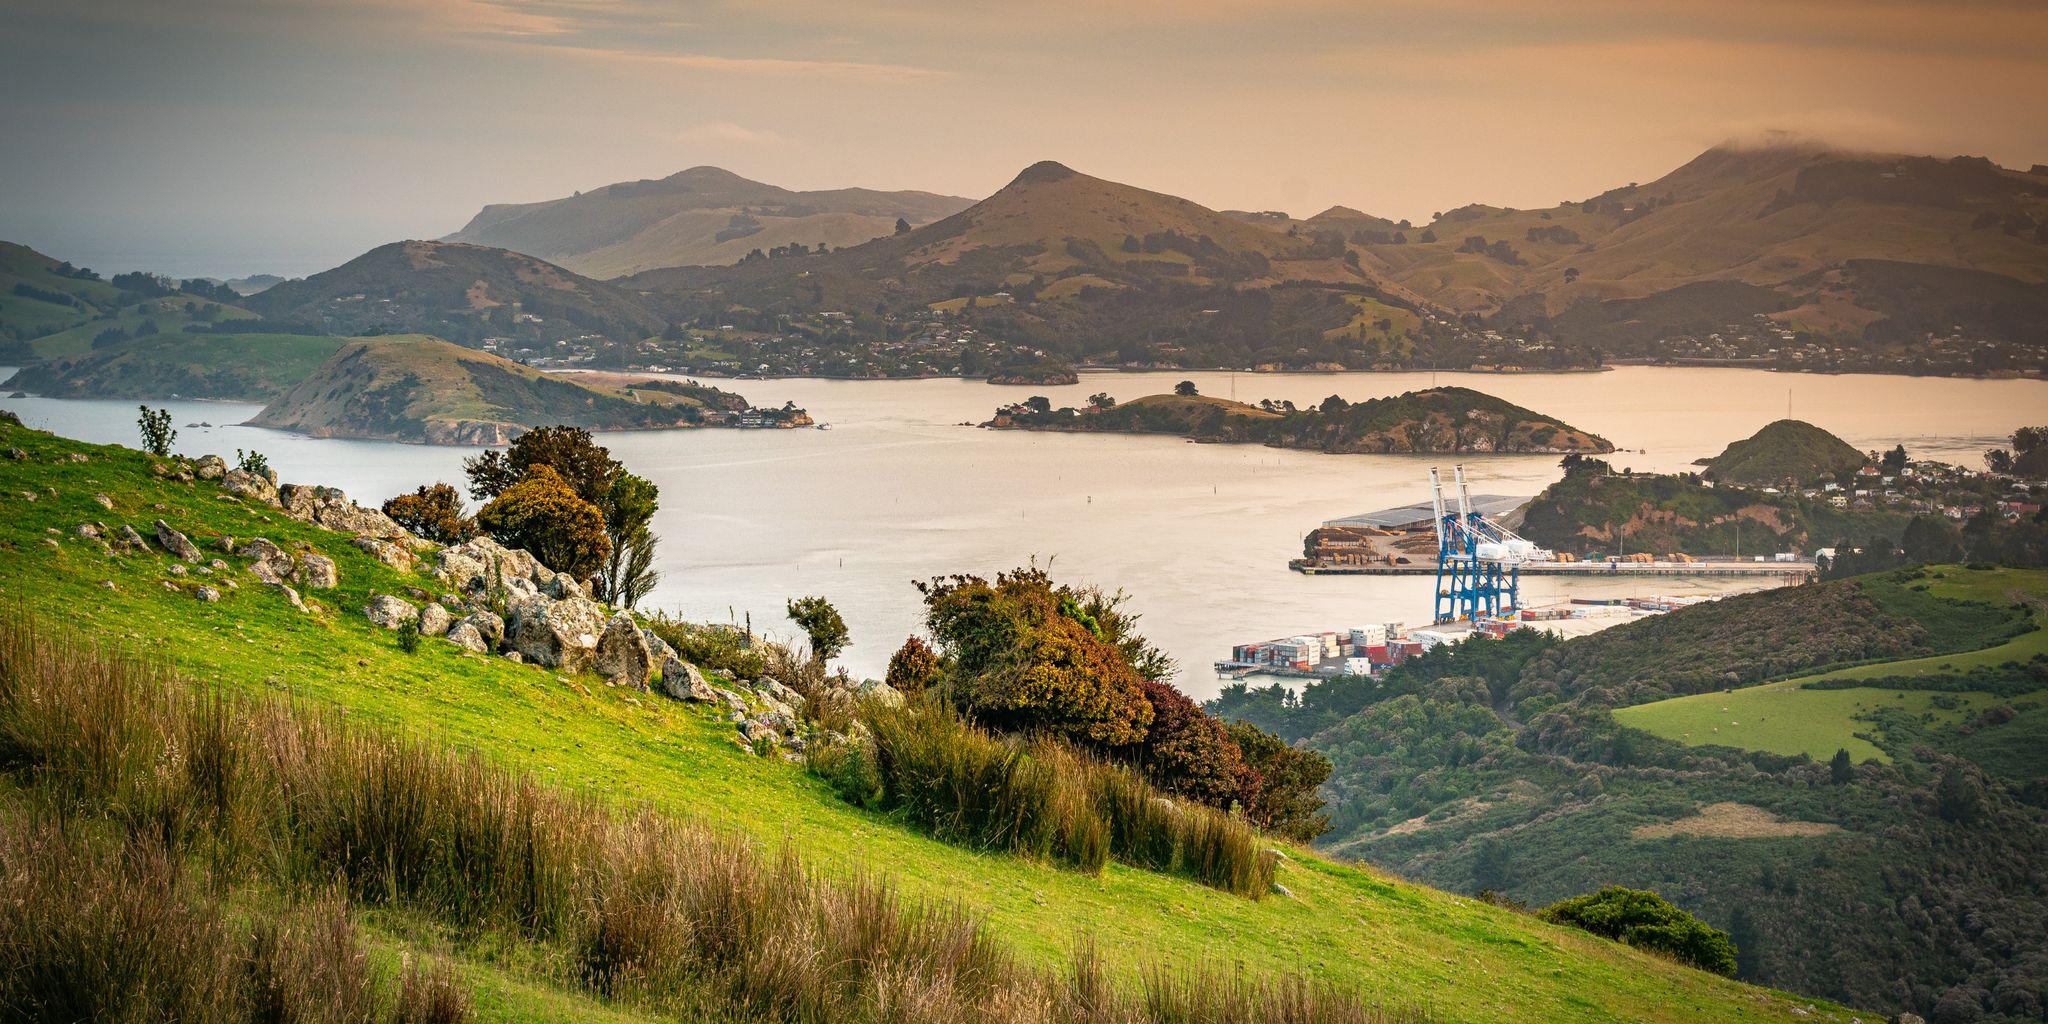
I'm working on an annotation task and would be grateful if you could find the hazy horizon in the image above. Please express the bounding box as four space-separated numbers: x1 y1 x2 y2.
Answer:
5 0 2046 279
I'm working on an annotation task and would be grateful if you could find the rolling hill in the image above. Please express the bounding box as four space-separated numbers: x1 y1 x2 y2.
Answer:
1700 419 1869 486
4 329 347 401
445 165 973 277
248 335 772 444
244 240 671 347
0 417 1863 1024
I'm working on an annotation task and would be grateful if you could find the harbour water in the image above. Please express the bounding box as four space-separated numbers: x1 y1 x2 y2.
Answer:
6 365 2043 697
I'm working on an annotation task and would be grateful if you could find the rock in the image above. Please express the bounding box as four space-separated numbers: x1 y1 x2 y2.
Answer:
1895 1016 1926 1024
194 454 227 480
270 583 307 613
92 493 114 510
352 535 414 570
709 687 750 716
658 656 717 702
297 553 339 589
755 676 807 713
118 524 149 550
221 468 280 506
458 609 505 649
98 580 115 590
362 594 419 630
593 612 654 689
445 621 489 652
208 559 227 571
76 523 100 539
195 586 221 603
240 538 295 584
3 447 23 461
418 603 453 637
548 575 585 600
153 520 203 563
503 651 524 664
855 679 906 708
507 595 605 671
168 564 188 577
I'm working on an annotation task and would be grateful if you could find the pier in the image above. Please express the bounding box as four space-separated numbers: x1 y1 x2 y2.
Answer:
1292 558 1815 578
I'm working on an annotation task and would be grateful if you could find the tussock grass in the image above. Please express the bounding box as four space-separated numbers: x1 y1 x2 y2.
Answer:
842 702 1277 897
0 610 1415 1024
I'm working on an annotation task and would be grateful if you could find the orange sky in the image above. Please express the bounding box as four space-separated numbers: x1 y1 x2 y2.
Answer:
4 0 2045 276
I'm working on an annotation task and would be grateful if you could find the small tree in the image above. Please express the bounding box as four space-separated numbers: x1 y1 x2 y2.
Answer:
1540 887 1738 976
137 405 175 457
475 465 611 581
598 472 661 609
383 483 477 543
1829 748 1854 785
1173 380 1198 397
235 448 271 479
884 636 944 694
786 596 849 663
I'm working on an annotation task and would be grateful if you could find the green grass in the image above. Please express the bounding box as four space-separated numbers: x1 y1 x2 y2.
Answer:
13 296 261 360
0 419 1862 1024
1617 567 2048 762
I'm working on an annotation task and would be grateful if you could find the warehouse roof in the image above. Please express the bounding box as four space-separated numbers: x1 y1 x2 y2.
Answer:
1325 494 1527 530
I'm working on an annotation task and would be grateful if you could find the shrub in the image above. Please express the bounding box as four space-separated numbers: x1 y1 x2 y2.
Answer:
641 616 769 680
475 465 610 581
383 483 476 543
1136 677 1248 808
786 595 850 662
136 405 174 457
396 618 422 654
1226 721 1334 842
885 635 945 695
234 448 271 479
1539 886 1738 975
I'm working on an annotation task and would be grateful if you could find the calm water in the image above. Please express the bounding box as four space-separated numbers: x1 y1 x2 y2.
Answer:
5 366 2043 697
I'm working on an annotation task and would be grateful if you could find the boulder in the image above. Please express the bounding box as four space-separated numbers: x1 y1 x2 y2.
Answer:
92 493 114 510
856 679 906 709
117 524 149 550
445 621 489 652
593 612 654 689
221 469 279 506
548 575 586 600
459 609 505 649
658 656 717 702
239 538 295 585
362 594 419 630
270 583 308 613
153 520 203 562
194 454 227 480
76 523 100 539
507 595 605 671
352 536 415 570
279 484 412 541
194 586 221 603
295 552 337 589
709 687 749 716
418 603 453 637
754 677 807 714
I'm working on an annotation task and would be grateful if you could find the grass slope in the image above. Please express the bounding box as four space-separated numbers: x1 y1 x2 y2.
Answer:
1617 566 2048 761
0 419 1853 1024
5 330 346 401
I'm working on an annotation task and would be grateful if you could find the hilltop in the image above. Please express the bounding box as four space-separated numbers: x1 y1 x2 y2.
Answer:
244 240 670 347
4 328 346 401
447 166 972 277
988 385 1614 455
248 335 792 444
0 417 1859 1023
1701 419 1868 485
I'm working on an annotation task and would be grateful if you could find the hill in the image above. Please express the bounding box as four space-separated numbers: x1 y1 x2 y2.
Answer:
4 328 346 401
622 161 1455 375
988 386 1614 454
1701 419 1868 485
0 417 1860 1023
1351 143 2048 354
0 240 126 345
1210 565 2048 1022
244 240 671 348
445 165 973 277
248 336 792 444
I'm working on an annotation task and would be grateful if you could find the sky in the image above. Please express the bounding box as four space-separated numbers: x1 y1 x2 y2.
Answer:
3 0 2046 279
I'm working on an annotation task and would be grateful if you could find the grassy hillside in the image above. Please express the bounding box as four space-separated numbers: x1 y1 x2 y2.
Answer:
1210 565 2048 1021
992 386 1613 455
0 418 1855 1024
4 329 346 401
445 165 972 277
1701 420 1868 486
246 241 670 347
0 240 128 344
249 336 766 444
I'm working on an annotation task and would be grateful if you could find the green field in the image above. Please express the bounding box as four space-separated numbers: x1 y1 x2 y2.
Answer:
12 294 261 360
1616 567 2048 762
0 418 1859 1023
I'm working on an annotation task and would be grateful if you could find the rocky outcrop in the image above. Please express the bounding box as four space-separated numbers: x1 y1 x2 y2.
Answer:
593 612 655 689
297 553 338 589
222 468 280 506
446 621 489 652
353 536 415 570
419 603 453 637
659 656 716 702
458 609 505 649
239 538 297 585
195 454 227 480
279 484 410 540
507 595 605 671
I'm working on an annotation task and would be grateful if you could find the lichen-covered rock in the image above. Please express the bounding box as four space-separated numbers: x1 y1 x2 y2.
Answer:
118 524 149 550
856 679 906 709
240 538 295 585
435 536 550 593
221 469 279 506
279 484 411 540
548 575 586 600
507 595 605 671
92 492 115 510
362 594 419 630
445 621 488 652
271 583 308 613
297 553 338 589
195 586 221 603
419 602 453 636
754 677 807 714
194 454 227 480
593 612 654 689
659 656 716 702
153 520 203 562
352 535 415 570
458 609 505 649
76 523 100 539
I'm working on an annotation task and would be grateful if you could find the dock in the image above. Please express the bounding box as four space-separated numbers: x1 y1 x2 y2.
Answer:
1292 558 1816 578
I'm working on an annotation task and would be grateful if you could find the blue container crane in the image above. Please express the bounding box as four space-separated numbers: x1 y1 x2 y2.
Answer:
1431 465 1545 624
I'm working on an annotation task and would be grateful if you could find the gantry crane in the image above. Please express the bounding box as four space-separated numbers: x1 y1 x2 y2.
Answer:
1431 465 1547 624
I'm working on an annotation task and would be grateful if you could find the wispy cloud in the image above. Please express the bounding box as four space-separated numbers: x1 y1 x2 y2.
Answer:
676 119 786 146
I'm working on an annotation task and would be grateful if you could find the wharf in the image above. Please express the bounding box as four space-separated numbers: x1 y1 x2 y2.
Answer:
1292 558 1816 578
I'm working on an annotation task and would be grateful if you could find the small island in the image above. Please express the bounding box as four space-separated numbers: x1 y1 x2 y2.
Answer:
250 337 809 445
984 384 1614 454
